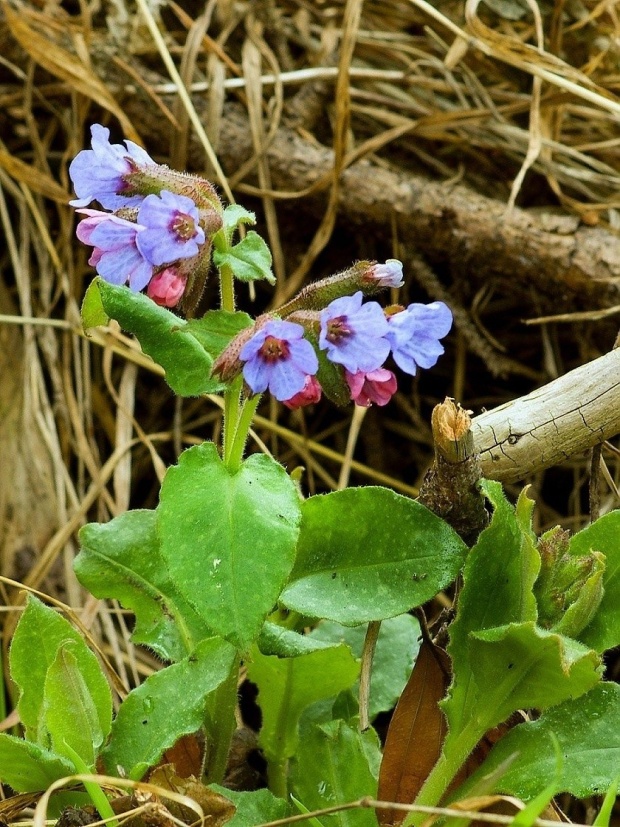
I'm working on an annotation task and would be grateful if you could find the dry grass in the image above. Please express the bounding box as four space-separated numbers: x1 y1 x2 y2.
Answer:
0 0 619 818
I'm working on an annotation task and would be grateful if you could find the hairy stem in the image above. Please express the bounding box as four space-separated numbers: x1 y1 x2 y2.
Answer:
228 394 262 473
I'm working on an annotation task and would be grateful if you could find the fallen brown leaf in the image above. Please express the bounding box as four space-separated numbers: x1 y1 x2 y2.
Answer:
378 639 451 827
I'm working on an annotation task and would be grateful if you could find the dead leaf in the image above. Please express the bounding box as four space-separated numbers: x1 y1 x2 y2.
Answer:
161 733 204 779
378 639 451 827
0 792 45 822
0 149 69 203
2 4 140 142
147 765 236 827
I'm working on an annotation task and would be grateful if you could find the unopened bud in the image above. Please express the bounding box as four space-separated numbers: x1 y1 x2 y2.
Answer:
552 550 605 638
278 259 404 317
212 315 271 383
124 166 223 213
147 268 187 308
534 525 606 637
362 259 404 289
283 375 322 409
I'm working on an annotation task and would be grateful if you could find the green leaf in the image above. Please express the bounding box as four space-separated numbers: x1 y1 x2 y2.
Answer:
81 279 108 329
309 615 420 718
76 510 212 662
213 231 275 284
102 636 236 780
0 734 75 792
258 622 333 657
468 622 601 729
291 796 328 827
158 443 301 651
568 510 620 652
593 774 620 827
95 279 218 396
290 720 380 827
43 642 108 768
10 596 112 746
209 787 288 827
510 771 559 827
443 482 540 735
247 643 360 764
280 487 467 625
185 310 253 370
220 205 257 242
509 734 562 827
461 682 620 800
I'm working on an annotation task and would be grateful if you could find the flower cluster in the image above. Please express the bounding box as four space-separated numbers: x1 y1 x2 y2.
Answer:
70 125 221 307
70 126 452 410
237 286 453 409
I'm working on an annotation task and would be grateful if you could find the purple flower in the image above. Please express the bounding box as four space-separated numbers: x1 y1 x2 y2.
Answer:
69 124 154 210
364 259 404 288
386 301 453 375
240 320 319 402
319 291 390 373
76 209 152 291
136 191 206 266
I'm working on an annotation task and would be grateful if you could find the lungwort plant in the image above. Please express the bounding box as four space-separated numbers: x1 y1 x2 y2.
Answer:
2 125 619 827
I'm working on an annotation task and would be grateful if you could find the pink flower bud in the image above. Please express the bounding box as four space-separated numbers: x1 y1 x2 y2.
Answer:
283 375 323 410
345 368 397 407
147 268 187 307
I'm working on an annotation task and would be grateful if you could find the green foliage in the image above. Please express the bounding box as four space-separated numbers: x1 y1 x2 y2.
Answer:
460 682 620 800
76 510 212 662
43 642 107 768
593 775 620 827
81 278 107 328
309 615 420 719
81 280 252 396
568 511 620 651
468 621 601 726
10 596 112 746
290 720 381 827
258 622 334 657
2 597 115 820
158 443 301 652
404 483 607 826
91 279 217 395
247 643 360 766
210 787 289 827
0 735 75 792
535 525 605 638
102 636 236 780
220 205 257 241
443 482 540 735
185 309 253 367
281 487 467 624
213 231 275 284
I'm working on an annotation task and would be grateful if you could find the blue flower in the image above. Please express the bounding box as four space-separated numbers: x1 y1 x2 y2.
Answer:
240 320 319 401
136 191 206 266
319 291 390 373
69 124 154 210
386 301 453 375
76 209 152 291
